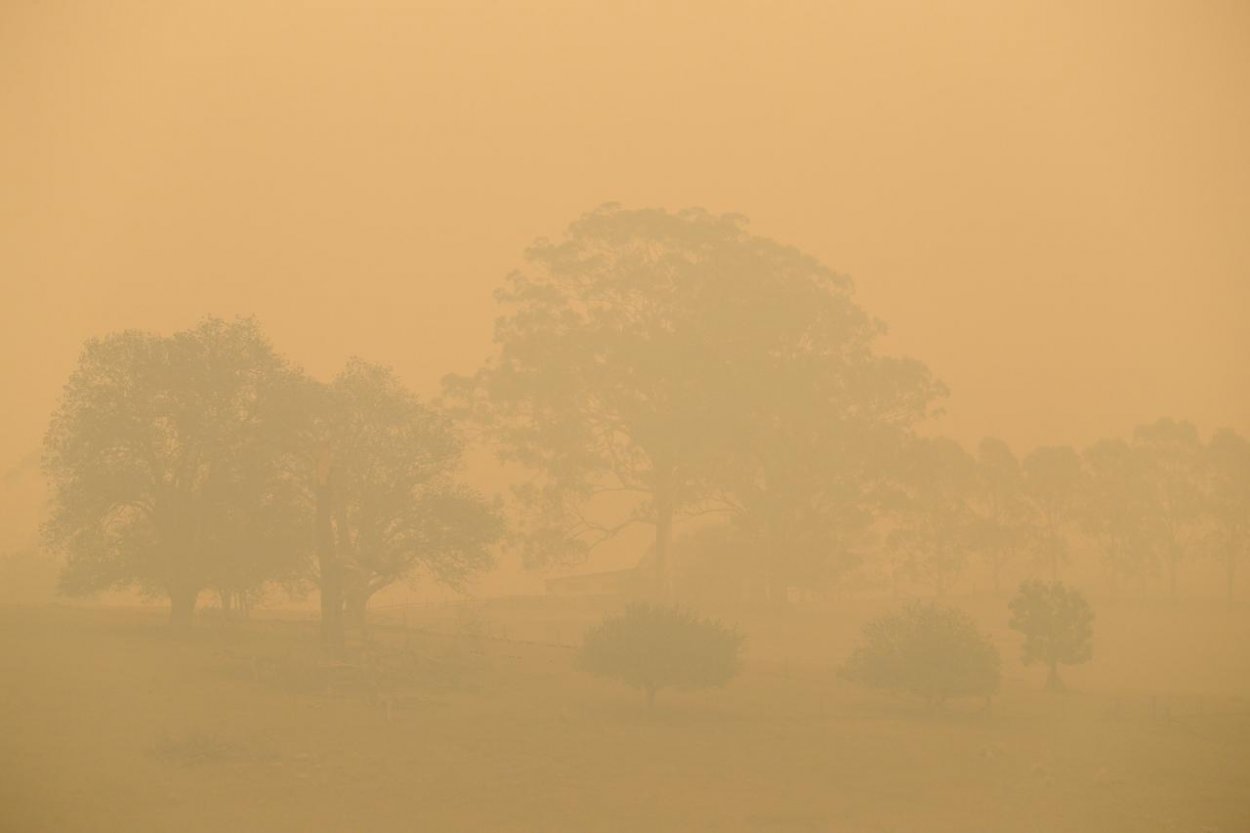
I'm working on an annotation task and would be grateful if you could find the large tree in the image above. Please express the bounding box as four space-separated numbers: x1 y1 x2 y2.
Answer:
43 318 310 628
321 359 502 627
450 204 941 594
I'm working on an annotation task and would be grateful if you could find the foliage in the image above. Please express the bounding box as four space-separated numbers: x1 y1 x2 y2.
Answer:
1008 579 1094 690
884 437 977 595
320 359 504 622
448 204 942 594
725 408 900 599
1132 418 1205 598
1204 428 1250 604
1080 439 1161 585
841 602 1001 707
575 603 743 707
42 318 311 626
967 437 1033 593
1021 445 1083 580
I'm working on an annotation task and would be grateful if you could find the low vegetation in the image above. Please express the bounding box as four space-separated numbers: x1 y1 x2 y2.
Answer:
575 604 743 709
841 601 1001 708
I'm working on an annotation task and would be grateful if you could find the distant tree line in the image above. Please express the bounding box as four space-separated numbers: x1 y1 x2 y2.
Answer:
864 423 1250 605
41 204 1250 643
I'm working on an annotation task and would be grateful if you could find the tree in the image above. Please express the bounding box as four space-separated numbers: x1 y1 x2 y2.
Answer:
450 204 941 596
42 318 310 628
721 416 889 602
884 437 977 596
1133 419 1204 599
1008 579 1094 690
575 604 743 709
320 359 503 628
1080 438 1160 591
1204 428 1250 606
968 437 1032 594
841 602 1000 708
1022 445 1083 581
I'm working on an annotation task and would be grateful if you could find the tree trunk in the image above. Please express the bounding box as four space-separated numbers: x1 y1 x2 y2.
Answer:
316 449 344 656
169 585 198 630
1046 660 1063 692
345 586 372 633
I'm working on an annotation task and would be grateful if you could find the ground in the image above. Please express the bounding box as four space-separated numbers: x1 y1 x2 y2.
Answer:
1 598 1247 832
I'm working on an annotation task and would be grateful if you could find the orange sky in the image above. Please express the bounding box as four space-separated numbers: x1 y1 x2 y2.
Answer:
2 0 1248 552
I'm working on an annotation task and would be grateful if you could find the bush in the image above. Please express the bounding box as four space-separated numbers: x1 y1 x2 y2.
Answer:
841 601 1000 708
575 604 743 709
1008 579 1093 690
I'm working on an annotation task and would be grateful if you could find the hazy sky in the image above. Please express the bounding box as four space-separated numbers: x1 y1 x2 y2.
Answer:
3 0 1248 545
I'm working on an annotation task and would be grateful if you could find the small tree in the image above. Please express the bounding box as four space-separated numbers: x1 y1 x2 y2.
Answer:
1008 579 1094 690
841 602 1000 709
575 604 743 709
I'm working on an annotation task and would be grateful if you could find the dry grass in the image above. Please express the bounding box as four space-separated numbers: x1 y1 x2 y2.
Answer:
0 600 1247 832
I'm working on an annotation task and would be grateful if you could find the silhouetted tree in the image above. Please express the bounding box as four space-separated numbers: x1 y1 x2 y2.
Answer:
885 437 977 596
575 603 742 709
322 360 502 628
1008 579 1093 690
1204 428 1250 606
968 437 1032 594
1133 419 1204 600
1022 445 1083 581
450 204 941 597
1080 438 1160 591
43 318 310 628
725 419 887 602
841 601 1000 709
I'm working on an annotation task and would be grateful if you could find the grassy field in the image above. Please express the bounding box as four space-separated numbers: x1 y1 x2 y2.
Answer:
1 598 1247 833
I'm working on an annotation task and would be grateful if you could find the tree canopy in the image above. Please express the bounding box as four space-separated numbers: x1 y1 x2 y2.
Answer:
43 318 311 626
841 601 1001 708
450 204 942 593
320 359 503 626
1008 579 1094 690
575 603 743 708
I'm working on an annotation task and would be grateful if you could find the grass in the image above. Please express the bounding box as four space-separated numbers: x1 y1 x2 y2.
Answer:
0 598 1247 832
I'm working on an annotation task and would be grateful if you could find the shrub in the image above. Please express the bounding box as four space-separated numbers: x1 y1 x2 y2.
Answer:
575 604 743 709
841 601 1000 708
1008 579 1093 690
